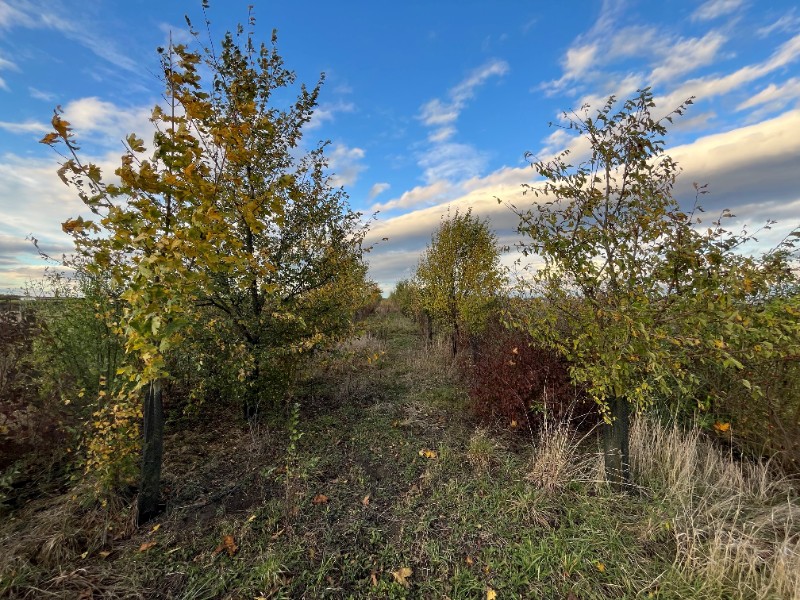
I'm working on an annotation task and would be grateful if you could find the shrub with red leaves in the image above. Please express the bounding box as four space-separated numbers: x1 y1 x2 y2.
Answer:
463 317 595 429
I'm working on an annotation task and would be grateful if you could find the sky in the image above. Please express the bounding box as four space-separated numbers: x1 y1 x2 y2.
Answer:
1 0 799 294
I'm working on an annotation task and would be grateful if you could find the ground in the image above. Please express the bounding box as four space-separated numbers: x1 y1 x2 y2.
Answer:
1 308 797 599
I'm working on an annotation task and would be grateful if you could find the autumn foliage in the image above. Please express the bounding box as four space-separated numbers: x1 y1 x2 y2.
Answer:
464 315 594 429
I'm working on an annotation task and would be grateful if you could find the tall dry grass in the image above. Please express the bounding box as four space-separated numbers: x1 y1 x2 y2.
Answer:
630 417 800 599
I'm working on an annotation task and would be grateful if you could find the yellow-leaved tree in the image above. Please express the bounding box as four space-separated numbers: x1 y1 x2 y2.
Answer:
43 7 371 523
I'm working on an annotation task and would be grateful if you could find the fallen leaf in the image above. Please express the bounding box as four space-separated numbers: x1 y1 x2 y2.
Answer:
149 523 161 533
510 419 518 428
213 534 238 557
313 494 329 505
270 528 285 540
98 550 112 559
487 589 497 600
139 541 157 552
713 422 731 433
418 448 437 459
362 494 370 507
370 570 379 586
465 555 474 566
392 566 413 587
596 561 606 573
246 514 256 523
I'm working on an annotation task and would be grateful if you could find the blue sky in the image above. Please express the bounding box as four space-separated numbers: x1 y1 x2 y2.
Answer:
1 0 799 293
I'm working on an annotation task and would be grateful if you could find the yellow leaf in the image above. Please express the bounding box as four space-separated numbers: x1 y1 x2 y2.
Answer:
149 523 161 533
98 550 112 559
510 419 518 428
418 449 437 459
362 494 370 507
713 422 731 433
246 514 257 523
487 589 497 600
139 541 157 552
465 555 474 566
596 561 606 573
392 566 412 587
213 534 238 557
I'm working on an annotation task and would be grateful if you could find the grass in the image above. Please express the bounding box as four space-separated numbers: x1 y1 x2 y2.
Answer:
1 306 798 598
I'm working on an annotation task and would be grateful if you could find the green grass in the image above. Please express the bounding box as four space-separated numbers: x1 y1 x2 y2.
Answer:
1 307 797 599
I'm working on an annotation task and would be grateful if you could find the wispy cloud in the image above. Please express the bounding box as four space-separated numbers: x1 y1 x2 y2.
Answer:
0 0 140 74
757 10 800 37
737 78 800 113
657 33 800 110
0 119 49 134
327 144 366 187
649 31 727 84
418 59 509 132
28 86 55 101
0 53 18 90
368 182 390 200
59 97 155 147
372 180 453 213
542 4 729 96
366 109 800 292
413 60 509 190
307 100 356 131
692 0 744 22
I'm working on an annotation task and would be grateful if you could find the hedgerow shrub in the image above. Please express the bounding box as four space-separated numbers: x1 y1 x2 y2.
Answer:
463 316 594 428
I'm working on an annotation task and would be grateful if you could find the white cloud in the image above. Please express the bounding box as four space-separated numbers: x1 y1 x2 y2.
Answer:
418 59 509 132
419 98 459 127
157 22 193 46
0 120 49 135
417 142 487 185
564 43 598 78
60 97 155 147
28 86 55 101
307 100 356 131
692 0 744 22
427 126 456 143
0 53 17 90
0 1 33 29
368 182 390 200
649 31 727 84
327 144 366 187
450 60 510 105
736 78 800 112
372 180 453 212
757 10 800 37
415 60 508 186
0 0 140 74
365 110 800 293
656 34 800 110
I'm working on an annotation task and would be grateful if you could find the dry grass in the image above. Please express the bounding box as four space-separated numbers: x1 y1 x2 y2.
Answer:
525 409 597 494
630 416 800 599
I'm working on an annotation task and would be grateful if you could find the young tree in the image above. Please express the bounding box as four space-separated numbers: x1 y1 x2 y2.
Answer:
512 89 799 488
43 8 371 521
415 209 505 357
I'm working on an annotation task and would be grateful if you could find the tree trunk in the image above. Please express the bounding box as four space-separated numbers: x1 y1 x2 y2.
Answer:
243 363 261 422
423 311 433 346
451 320 459 358
137 379 164 525
603 396 631 491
